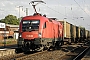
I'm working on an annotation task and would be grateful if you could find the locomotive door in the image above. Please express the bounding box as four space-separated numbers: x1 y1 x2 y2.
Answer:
58 25 63 41
58 25 60 41
45 22 53 38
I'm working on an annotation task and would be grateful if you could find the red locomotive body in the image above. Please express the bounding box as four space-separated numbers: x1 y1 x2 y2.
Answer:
16 14 63 52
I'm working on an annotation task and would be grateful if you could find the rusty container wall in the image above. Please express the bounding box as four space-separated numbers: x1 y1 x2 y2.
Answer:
88 31 90 40
73 25 76 42
76 26 80 42
79 27 86 42
58 20 71 38
89 31 90 40
84 28 86 39
85 30 88 39
70 24 75 42
70 24 73 38
66 21 71 38
87 30 89 40
76 26 78 39
78 27 80 38
80 27 85 38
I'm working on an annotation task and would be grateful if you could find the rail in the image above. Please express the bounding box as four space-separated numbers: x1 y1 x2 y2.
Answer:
73 46 90 60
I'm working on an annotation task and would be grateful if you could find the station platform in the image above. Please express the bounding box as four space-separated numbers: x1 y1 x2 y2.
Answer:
0 49 15 57
0 44 17 57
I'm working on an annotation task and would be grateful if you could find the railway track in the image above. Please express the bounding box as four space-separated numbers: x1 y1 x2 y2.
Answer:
14 51 47 60
0 40 89 60
0 53 26 60
13 42 87 60
73 46 90 60
0 45 72 60
58 41 90 60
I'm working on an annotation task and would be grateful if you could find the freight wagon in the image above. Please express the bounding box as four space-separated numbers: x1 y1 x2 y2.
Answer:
73 25 76 43
85 30 89 40
58 20 88 43
58 20 76 44
79 27 86 42
88 31 90 40
75 26 80 42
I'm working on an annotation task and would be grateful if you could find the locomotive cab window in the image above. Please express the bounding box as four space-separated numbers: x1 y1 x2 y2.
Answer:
22 20 40 31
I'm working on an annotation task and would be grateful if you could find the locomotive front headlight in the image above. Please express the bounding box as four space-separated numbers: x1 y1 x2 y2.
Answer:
38 33 42 38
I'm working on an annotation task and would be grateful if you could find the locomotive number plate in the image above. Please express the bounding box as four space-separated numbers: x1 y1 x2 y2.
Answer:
26 35 33 37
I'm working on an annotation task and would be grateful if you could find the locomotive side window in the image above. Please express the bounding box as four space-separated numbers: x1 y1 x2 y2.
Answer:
43 22 46 29
22 20 40 31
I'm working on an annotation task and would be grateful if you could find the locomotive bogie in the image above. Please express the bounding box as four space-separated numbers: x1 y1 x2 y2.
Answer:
17 37 63 52
17 37 24 47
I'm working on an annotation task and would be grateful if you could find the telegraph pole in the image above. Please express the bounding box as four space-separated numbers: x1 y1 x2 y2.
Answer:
26 8 28 16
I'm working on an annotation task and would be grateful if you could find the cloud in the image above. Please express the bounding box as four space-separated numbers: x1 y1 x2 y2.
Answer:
1 2 5 6
9 2 14 5
32 0 44 1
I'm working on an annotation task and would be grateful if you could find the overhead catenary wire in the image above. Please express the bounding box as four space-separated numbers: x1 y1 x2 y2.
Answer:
41 0 89 30
73 0 90 18
36 1 88 21
74 0 90 28
40 3 82 25
41 4 69 18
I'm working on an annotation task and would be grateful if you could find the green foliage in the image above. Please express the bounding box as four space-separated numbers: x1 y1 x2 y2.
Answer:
0 14 20 25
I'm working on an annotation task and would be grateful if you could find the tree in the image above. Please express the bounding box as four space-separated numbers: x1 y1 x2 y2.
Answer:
0 14 20 25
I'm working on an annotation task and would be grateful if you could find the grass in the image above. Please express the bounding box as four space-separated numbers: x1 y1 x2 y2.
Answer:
2 41 12 44
0 38 17 46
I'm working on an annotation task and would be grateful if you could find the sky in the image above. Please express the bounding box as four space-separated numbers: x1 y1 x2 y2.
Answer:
0 0 90 30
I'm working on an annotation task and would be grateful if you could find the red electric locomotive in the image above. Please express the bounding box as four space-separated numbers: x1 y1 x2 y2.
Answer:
15 13 63 53
15 1 63 53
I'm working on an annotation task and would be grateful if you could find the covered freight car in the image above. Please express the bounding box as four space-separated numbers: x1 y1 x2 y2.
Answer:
79 27 86 42
85 30 89 40
75 26 80 42
70 24 76 43
58 20 76 44
88 31 90 40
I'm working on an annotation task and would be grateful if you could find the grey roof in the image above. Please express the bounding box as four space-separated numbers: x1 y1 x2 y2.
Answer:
6 24 19 28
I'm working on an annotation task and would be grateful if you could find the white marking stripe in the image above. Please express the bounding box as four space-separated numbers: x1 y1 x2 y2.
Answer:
0 31 9 33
